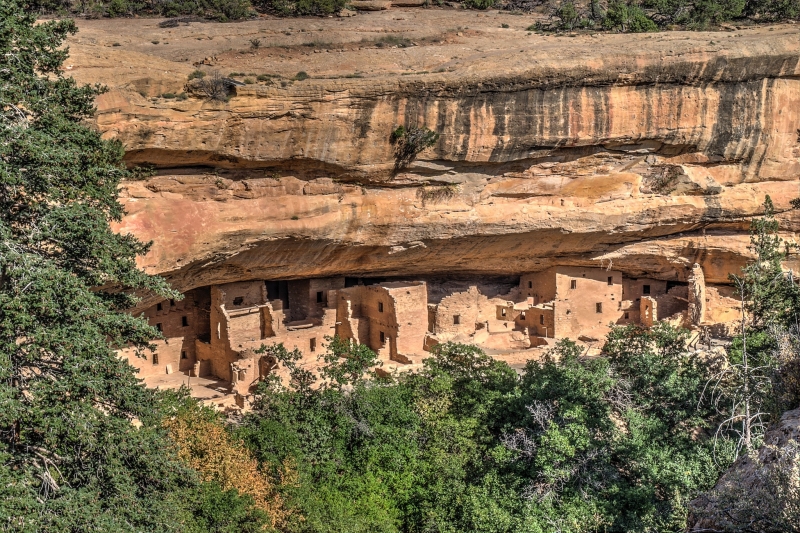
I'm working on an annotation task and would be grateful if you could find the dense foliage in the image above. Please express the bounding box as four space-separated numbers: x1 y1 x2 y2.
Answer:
0 4 278 530
237 335 732 533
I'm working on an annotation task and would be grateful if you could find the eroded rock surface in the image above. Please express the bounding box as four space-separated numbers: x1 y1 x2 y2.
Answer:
64 13 800 308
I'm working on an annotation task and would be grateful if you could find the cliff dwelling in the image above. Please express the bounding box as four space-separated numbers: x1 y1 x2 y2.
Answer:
121 264 740 404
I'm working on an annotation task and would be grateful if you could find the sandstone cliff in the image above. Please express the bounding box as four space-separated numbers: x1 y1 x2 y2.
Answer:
63 13 800 307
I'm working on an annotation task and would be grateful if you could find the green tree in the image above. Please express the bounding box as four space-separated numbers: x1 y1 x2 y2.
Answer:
0 5 267 530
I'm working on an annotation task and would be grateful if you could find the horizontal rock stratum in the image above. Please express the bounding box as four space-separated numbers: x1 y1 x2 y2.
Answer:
65 13 800 307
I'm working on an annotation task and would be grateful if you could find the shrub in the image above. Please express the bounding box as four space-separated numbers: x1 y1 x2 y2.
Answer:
243 77 255 84
253 0 347 16
501 22 510 27
188 69 207 80
462 0 496 8
603 1 658 31
390 125 440 170
198 71 231 101
293 71 309 80
162 92 177 98
249 38 261 49
256 74 274 81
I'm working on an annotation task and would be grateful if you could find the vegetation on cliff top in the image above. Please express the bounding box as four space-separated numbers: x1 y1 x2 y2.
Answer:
27 0 800 29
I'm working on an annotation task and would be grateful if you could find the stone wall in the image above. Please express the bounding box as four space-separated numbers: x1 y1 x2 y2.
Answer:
120 288 209 377
552 267 624 338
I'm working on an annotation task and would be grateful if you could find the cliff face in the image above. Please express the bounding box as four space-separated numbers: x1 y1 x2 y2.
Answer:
65 14 800 306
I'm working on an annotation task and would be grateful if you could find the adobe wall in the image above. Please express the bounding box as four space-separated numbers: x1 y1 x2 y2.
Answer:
287 277 345 321
520 271 557 304
640 296 657 327
434 286 505 342
386 282 428 358
552 267 624 338
622 278 668 300
517 306 556 338
121 288 208 377
653 285 689 321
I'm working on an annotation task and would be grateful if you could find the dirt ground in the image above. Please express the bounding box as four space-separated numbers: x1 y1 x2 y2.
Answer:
64 9 796 92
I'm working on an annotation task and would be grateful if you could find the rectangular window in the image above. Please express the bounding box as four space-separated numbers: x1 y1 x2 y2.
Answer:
643 284 651 295
520 312 526 320
152 353 159 364
607 276 613 285
156 302 163 311
379 331 385 344
170 299 175 306
570 280 577 290
233 296 244 305
501 308 507 317
181 351 187 359
316 291 323 303
453 315 460 325
624 311 630 320
527 281 532 288
182 316 188 327
310 338 316 352
378 302 384 313
540 314 544 325
595 303 602 313
155 323 163 332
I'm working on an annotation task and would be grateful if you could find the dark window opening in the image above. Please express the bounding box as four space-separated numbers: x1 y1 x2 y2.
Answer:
233 296 244 305
643 284 651 295
379 331 385 344
378 302 384 313
156 302 163 311
596 303 602 313
527 281 533 288
453 315 460 325
170 299 175 306
310 338 316 352
181 351 187 359
570 280 577 290
624 311 630 320
520 312 526 320
155 323 163 333
182 316 188 327
539 314 544 325
501 308 507 317
152 353 158 364
316 291 323 303
607 276 613 285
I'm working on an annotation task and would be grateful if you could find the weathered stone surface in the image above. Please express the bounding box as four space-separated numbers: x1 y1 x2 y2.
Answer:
63 14 800 309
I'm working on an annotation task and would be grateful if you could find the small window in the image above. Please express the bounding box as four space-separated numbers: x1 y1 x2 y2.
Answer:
182 316 188 327
379 331 385 344
607 276 613 285
233 296 244 305
501 308 507 317
453 315 460 325
520 312 526 320
570 280 577 290
595 303 602 313
310 338 316 352
152 353 159 364
156 302 163 311
181 351 187 360
170 299 175 306
155 323 163 333
378 302 384 313
316 291 323 303
539 314 544 325
527 281 533 288
643 284 651 295
624 311 630 320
